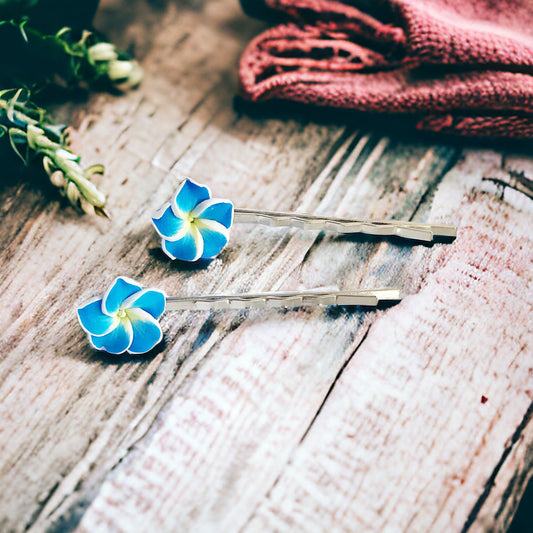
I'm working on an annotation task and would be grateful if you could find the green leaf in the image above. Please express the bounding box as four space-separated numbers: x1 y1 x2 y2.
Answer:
0 0 100 33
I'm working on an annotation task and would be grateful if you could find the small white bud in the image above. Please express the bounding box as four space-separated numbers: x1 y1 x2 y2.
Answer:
67 181 80 206
80 198 96 216
113 61 143 91
107 60 134 81
87 42 119 63
56 148 80 162
76 177 107 208
50 171 67 188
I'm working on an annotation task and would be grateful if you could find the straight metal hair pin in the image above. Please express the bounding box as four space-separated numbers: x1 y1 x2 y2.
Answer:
77 276 401 355
151 178 457 262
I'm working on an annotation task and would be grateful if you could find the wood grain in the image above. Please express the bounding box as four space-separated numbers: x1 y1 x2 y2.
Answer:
74 149 533 533
0 0 531 532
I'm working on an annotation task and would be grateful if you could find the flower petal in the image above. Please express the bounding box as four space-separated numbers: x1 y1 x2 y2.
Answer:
127 308 163 354
102 276 143 315
191 199 234 229
90 319 133 354
77 296 119 336
161 225 204 261
152 202 187 241
122 288 166 319
171 178 211 216
196 219 230 259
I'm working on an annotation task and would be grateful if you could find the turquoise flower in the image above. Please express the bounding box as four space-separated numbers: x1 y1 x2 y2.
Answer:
77 277 166 355
152 178 234 261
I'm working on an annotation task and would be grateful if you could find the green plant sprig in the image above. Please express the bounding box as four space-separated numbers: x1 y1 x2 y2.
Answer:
0 88 109 217
0 19 143 91
0 0 100 34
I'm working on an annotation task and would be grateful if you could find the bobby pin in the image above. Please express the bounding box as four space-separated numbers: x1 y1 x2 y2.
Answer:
152 178 457 262
77 277 401 355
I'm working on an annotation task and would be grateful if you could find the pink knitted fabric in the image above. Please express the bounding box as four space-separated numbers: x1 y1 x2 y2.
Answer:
239 0 533 138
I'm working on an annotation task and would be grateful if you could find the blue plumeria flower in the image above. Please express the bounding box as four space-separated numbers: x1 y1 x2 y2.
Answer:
77 277 166 355
152 178 234 261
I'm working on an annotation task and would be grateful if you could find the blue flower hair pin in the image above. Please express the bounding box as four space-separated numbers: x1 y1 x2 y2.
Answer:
77 276 402 355
152 178 457 261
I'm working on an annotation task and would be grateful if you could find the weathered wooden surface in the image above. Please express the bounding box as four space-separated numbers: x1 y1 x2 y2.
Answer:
0 1 532 532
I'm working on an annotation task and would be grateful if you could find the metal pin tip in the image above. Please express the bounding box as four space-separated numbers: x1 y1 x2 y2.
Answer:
375 289 402 302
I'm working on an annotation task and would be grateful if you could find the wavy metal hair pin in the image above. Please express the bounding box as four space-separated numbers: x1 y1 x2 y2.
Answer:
77 276 401 355
152 178 457 261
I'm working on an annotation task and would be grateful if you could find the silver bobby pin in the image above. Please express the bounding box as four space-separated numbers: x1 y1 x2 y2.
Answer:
151 178 457 262
166 288 401 311
77 277 401 355
233 208 456 241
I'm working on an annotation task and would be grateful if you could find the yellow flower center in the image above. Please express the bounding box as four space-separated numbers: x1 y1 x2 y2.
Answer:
117 308 127 319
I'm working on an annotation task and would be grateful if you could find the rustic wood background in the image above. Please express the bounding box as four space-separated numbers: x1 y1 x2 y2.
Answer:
1 0 532 532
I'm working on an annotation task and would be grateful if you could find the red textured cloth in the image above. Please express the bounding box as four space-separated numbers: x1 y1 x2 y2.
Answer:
239 0 533 138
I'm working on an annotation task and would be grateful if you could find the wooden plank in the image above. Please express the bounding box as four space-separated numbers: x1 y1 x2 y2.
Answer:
240 155 533 533
0 1 373 530
0 0 531 532
74 148 533 532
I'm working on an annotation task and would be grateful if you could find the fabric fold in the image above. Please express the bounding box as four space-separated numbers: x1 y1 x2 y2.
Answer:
239 0 533 137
